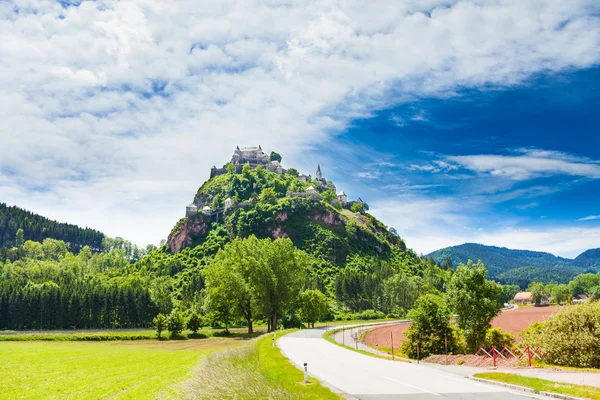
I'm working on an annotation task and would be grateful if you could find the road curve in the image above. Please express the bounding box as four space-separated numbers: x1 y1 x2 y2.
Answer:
278 328 552 400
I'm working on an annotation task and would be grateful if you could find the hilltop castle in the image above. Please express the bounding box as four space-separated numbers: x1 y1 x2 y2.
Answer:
210 145 283 178
186 146 364 217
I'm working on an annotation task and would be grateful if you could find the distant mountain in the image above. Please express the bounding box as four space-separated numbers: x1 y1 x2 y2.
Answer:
428 243 600 287
0 203 105 253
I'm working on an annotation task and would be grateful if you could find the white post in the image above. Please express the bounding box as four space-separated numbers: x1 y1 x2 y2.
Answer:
272 337 275 348
376 344 379 356
303 363 308 384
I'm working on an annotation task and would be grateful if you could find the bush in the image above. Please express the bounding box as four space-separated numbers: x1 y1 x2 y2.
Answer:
523 303 600 368
153 313 166 339
358 310 385 320
166 310 185 336
187 313 204 333
482 327 515 349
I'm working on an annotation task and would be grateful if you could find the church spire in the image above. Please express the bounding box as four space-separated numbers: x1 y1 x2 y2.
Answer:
316 164 322 180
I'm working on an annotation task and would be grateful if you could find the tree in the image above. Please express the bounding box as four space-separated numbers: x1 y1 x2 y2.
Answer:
589 286 600 302
187 313 203 333
321 190 336 204
153 313 166 339
166 310 185 337
269 151 282 162
285 168 299 177
442 256 453 271
150 276 173 314
204 261 247 333
299 289 328 328
401 294 462 359
382 274 422 316
528 282 546 306
569 273 600 296
226 162 235 175
552 284 570 305
445 260 502 352
350 202 365 213
259 187 277 204
15 229 24 248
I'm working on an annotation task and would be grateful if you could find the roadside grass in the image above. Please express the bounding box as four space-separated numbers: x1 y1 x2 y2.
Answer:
0 338 242 399
184 330 340 400
474 372 600 400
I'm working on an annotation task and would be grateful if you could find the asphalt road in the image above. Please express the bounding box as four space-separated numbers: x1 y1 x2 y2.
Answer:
278 329 553 400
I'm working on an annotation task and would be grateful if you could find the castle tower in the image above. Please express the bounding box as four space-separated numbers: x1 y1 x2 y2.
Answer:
316 164 323 180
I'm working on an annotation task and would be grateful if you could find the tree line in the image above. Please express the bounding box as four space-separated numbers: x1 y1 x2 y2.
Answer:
0 203 105 256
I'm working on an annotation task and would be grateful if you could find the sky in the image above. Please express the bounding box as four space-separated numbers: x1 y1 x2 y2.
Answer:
1 0 599 257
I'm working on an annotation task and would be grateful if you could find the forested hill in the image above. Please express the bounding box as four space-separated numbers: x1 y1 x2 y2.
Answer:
428 243 600 287
0 203 104 253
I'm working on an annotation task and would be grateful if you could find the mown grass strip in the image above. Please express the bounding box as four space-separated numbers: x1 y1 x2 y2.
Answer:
184 330 340 400
474 372 600 400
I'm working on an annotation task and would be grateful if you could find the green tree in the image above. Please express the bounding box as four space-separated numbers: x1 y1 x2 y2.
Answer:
204 261 247 333
442 256 453 271
552 284 570 305
226 162 235 175
401 294 462 359
350 202 365 213
153 313 166 339
382 274 422 316
166 310 185 337
321 190 336 204
259 187 277 204
569 273 600 296
187 313 203 333
298 289 328 328
15 229 24 248
269 151 282 162
589 286 600 302
445 260 502 352
528 282 546 306
150 276 174 314
286 168 299 177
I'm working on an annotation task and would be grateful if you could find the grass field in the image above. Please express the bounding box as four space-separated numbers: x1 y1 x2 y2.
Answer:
0 338 242 399
475 372 600 400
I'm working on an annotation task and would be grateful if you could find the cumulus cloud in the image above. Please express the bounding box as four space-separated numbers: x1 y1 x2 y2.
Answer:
1 0 600 244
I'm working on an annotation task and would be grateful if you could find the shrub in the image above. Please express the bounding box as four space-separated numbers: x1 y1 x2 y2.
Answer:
167 310 185 337
482 327 515 349
524 303 600 368
456 359 465 365
358 310 385 320
187 313 204 333
153 313 166 339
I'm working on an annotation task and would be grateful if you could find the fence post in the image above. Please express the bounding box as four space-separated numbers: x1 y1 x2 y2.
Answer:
445 334 448 365
390 331 395 361
376 344 379 356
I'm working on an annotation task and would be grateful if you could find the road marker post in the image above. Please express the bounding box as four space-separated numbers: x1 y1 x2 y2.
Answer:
376 344 379 356
303 363 308 384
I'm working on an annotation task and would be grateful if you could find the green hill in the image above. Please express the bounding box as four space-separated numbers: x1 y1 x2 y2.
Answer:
428 243 600 287
0 203 105 253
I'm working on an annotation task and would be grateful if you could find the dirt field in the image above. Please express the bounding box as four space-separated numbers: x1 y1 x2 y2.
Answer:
363 306 565 349
363 322 410 350
491 305 563 339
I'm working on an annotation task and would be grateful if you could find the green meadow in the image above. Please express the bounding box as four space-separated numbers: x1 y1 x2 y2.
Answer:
1 338 240 400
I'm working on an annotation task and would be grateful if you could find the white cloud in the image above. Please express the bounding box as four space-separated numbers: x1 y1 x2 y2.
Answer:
578 215 600 221
1 1 599 245
370 196 600 258
447 149 600 181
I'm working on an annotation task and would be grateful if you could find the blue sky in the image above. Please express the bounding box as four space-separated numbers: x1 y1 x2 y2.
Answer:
1 1 599 257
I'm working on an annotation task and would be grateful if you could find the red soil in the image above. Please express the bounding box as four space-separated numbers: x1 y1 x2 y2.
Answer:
363 306 564 349
362 322 410 350
491 305 562 339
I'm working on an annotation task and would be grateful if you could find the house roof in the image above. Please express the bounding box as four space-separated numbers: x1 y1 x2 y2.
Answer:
187 203 197 208
306 186 315 191
514 292 532 301
202 206 211 211
338 191 346 196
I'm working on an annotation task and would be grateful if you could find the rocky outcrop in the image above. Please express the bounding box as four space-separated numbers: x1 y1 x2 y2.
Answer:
309 211 341 226
271 226 287 239
167 215 208 253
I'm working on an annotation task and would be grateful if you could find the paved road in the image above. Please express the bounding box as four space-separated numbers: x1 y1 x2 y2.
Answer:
278 329 553 400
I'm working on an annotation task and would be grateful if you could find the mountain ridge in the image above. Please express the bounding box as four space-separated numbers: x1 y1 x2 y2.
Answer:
428 242 600 287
